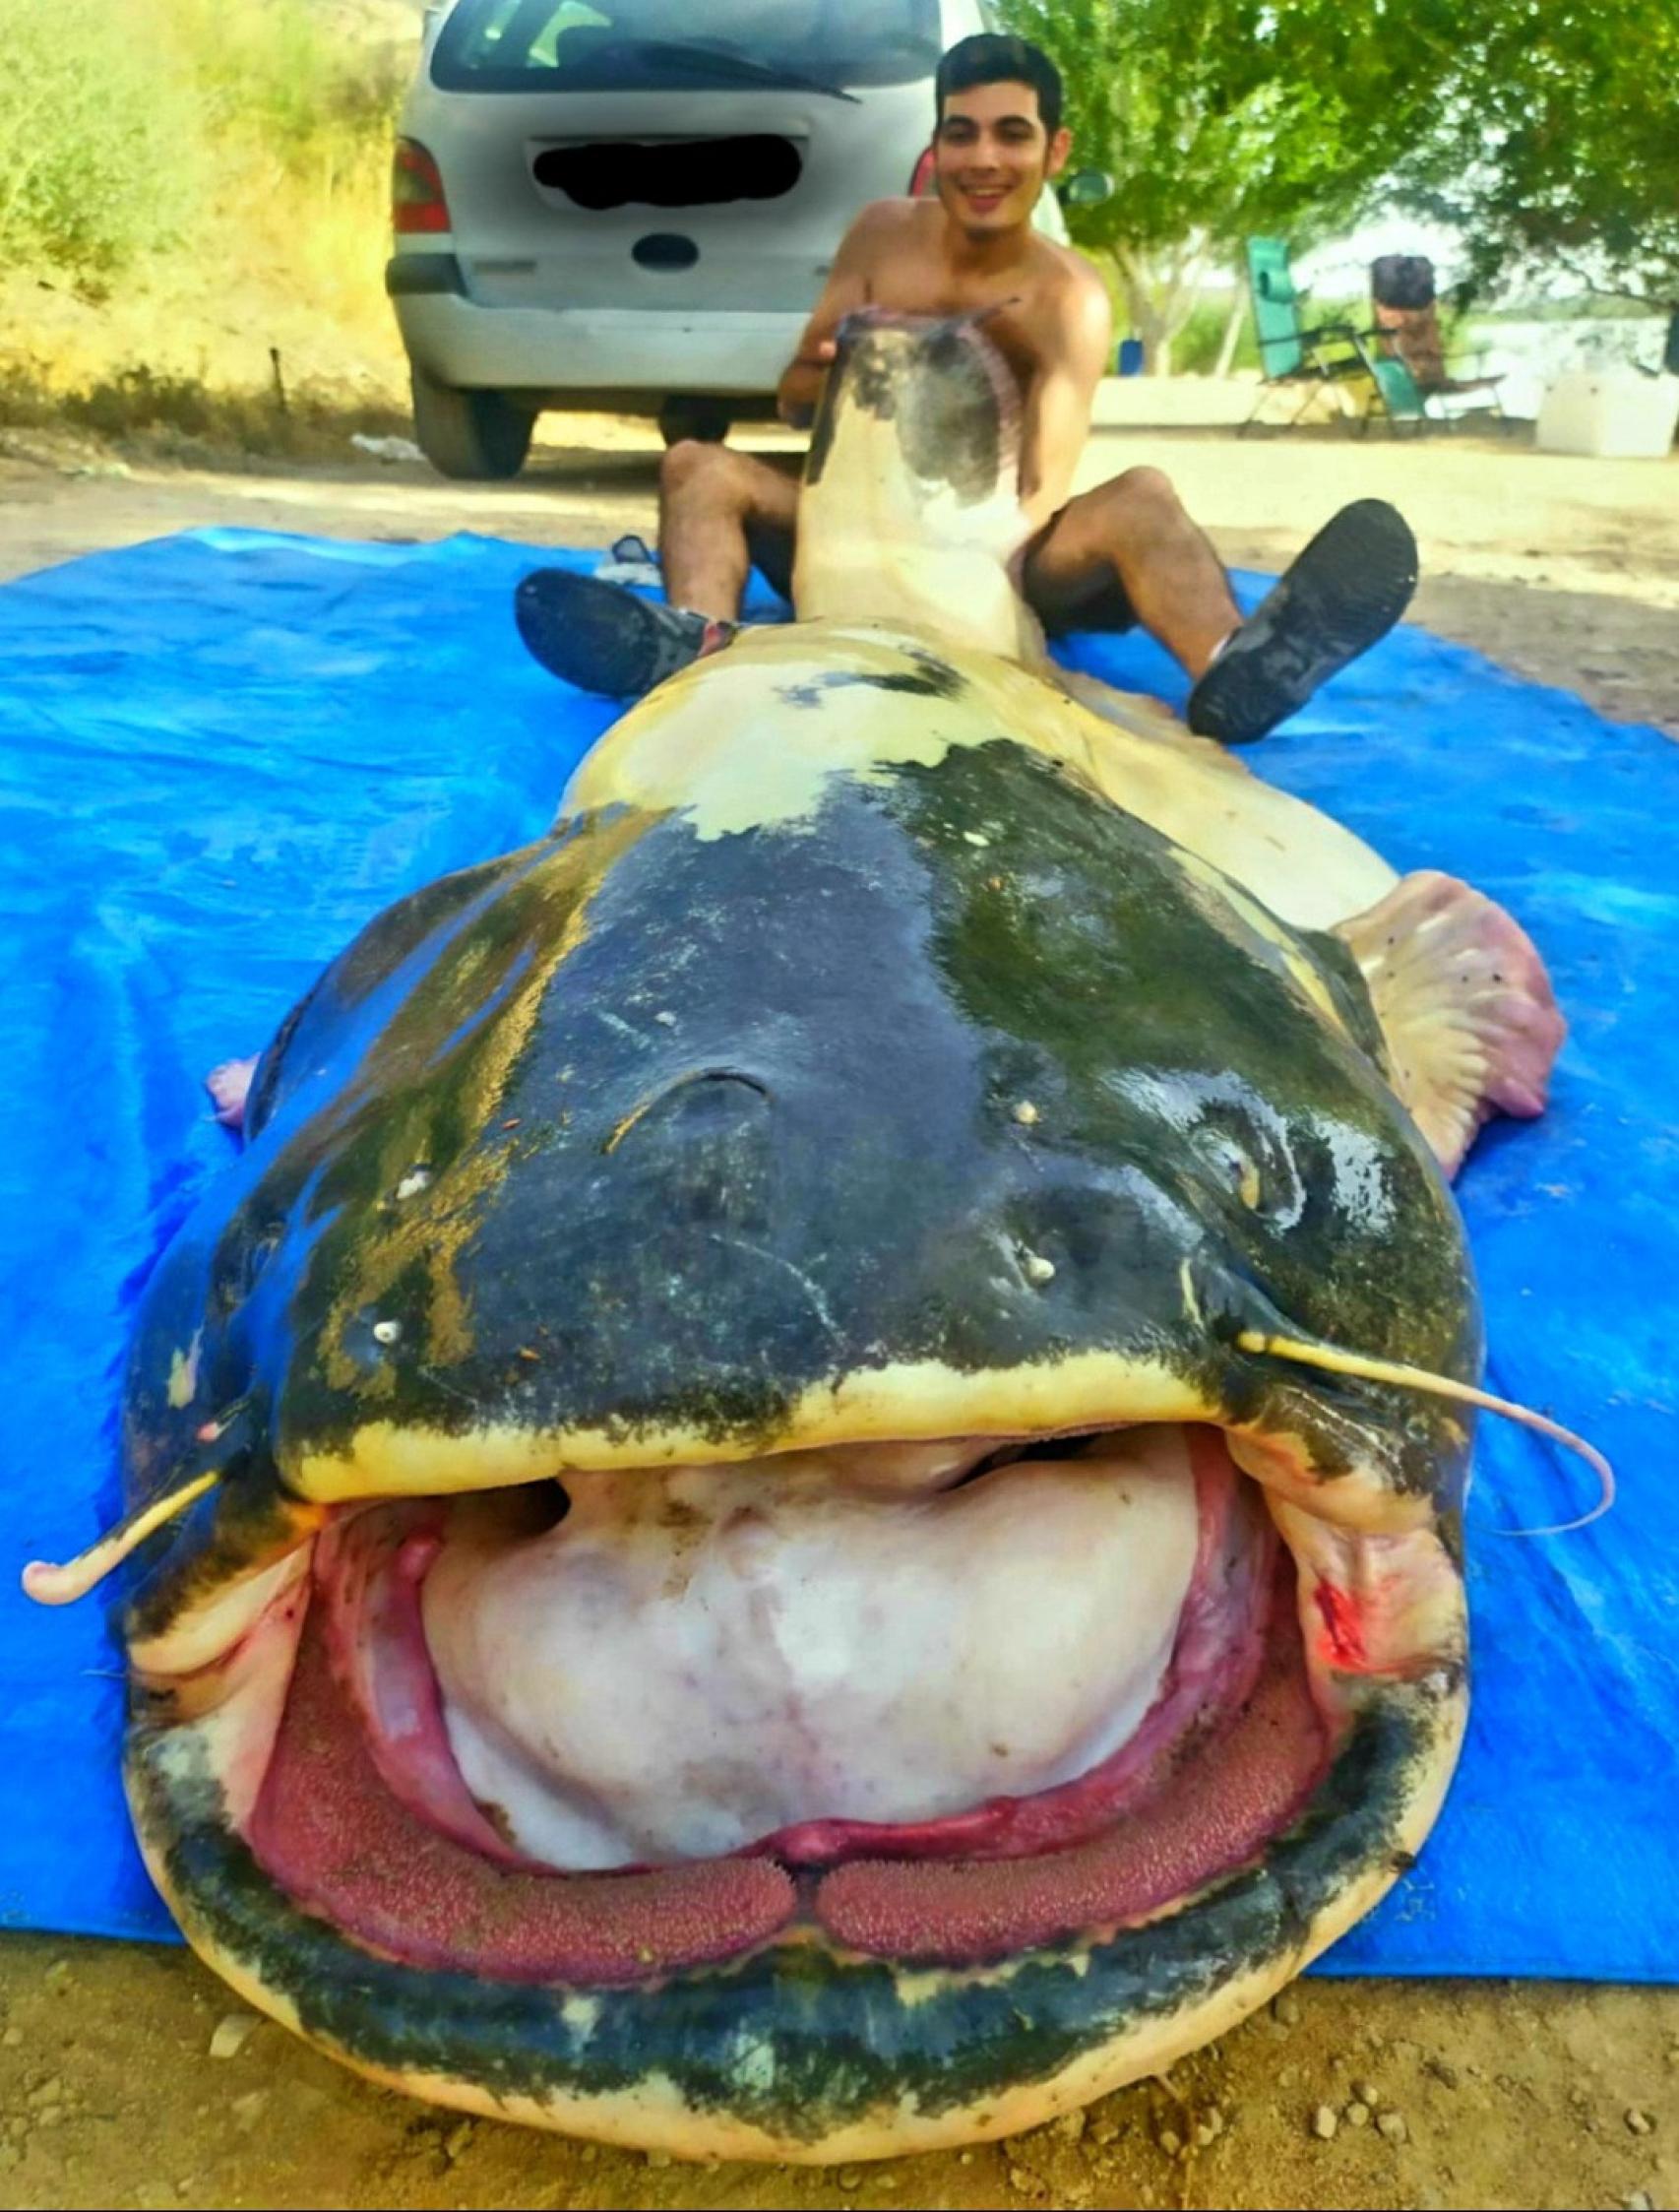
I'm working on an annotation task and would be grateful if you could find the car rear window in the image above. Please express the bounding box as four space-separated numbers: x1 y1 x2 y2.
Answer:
431 0 943 94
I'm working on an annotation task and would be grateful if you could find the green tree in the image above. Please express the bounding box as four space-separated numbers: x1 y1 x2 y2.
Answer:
1003 0 1461 371
1394 0 1679 314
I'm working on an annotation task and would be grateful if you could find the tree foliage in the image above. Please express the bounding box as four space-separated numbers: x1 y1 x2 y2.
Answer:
1392 0 1679 310
1003 0 1462 368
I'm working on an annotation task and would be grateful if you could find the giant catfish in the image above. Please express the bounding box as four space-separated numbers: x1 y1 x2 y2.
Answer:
28 313 1598 2162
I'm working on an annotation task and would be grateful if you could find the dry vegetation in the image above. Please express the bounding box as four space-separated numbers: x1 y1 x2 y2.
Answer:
0 0 415 462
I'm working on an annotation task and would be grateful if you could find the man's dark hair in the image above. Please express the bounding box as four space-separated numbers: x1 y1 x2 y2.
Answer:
935 32 1063 139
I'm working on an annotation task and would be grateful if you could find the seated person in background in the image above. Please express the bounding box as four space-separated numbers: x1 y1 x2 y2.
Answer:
516 32 1417 745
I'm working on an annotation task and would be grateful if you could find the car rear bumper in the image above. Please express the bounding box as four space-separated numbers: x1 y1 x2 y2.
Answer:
388 257 804 401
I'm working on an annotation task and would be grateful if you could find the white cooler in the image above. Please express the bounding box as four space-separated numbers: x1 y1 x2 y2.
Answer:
1534 370 1679 458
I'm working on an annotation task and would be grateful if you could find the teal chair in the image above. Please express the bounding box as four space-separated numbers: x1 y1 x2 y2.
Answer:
1365 349 1433 429
1240 237 1419 435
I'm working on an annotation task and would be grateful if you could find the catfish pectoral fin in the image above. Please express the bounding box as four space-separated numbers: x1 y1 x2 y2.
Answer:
1335 869 1566 1174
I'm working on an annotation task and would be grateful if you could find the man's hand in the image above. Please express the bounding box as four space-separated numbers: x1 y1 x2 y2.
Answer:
777 337 839 428
777 201 902 427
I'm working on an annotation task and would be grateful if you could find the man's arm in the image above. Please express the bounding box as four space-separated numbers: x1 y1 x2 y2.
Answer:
1016 273 1114 536
776 201 899 427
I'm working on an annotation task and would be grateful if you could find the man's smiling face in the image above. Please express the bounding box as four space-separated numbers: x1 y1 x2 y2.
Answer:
932 78 1072 238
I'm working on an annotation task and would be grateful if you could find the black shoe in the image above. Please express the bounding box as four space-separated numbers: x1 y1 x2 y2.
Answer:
1186 499 1418 744
515 569 731 698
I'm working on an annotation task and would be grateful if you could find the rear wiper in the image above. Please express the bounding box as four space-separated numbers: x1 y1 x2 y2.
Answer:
620 37 861 102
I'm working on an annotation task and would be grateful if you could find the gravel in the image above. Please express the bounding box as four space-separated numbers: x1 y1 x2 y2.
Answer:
207 2015 258 2061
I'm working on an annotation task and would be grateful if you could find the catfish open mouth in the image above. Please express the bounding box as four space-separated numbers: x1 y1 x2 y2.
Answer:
115 1419 1458 1998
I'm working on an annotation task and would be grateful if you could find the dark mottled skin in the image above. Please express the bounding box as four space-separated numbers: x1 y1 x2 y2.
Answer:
123 738 1473 1562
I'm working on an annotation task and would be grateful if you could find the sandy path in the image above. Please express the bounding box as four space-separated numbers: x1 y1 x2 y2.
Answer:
0 418 1674 2211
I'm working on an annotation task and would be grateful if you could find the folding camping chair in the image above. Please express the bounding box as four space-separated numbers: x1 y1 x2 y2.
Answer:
1239 236 1399 435
1370 254 1507 427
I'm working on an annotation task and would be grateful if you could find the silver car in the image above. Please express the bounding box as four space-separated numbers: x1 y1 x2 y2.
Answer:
387 0 1067 477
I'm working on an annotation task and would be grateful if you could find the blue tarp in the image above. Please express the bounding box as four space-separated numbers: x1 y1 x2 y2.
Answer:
0 526 1673 1977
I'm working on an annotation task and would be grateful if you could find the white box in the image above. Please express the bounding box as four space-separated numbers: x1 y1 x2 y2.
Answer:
1534 370 1679 458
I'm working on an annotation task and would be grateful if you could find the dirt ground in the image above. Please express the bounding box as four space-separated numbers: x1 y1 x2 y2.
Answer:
1 412 1676 2212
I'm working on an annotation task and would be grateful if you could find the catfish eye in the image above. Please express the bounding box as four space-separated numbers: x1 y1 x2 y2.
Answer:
1194 1127 1263 1210
243 1230 282 1293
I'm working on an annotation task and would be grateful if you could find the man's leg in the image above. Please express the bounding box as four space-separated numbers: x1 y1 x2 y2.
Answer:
659 441 799 619
515 443 799 698
1024 472 1418 744
1023 467 1239 676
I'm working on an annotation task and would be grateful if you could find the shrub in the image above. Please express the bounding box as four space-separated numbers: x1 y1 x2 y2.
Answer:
0 0 404 303
178 0 405 178
0 0 206 284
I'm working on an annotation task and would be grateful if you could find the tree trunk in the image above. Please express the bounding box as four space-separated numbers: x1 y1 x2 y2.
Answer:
1213 282 1247 377
1109 249 1168 372
1108 244 1210 377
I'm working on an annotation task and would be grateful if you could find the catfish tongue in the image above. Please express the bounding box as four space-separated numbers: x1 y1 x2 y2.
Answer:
421 1427 1200 1870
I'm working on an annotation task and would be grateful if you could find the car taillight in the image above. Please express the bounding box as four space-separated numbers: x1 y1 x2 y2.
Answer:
393 138 451 234
907 146 935 197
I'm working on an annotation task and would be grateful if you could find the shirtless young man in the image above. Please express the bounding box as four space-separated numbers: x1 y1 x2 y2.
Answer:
515 32 1418 745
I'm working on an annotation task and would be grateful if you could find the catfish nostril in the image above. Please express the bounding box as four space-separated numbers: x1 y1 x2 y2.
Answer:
599 1066 777 1234
688 1069 770 1100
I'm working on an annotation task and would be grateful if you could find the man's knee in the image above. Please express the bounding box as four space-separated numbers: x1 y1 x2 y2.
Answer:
1049 467 1186 563
1104 465 1183 521
659 437 741 503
